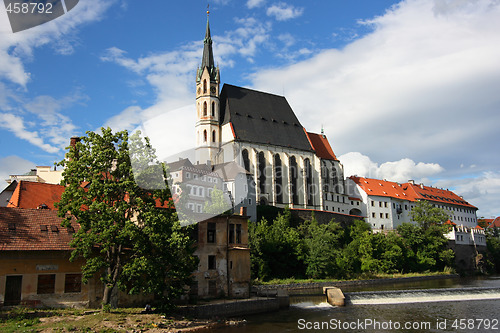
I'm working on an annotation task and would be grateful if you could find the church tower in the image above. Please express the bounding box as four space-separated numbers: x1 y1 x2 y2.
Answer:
195 10 220 165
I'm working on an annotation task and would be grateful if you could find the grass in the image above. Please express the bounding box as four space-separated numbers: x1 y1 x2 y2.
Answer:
252 270 455 285
0 307 224 332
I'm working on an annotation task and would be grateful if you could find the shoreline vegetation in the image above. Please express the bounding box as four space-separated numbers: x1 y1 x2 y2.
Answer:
253 270 456 286
1 272 462 332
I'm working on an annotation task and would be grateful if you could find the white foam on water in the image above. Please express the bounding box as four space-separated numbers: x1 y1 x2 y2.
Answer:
291 301 333 309
350 292 500 305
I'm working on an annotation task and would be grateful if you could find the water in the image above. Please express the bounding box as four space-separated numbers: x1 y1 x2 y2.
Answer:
216 276 500 332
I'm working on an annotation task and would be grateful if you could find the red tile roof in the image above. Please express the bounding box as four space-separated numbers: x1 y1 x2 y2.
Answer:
306 132 338 161
488 217 500 228
350 176 477 209
405 182 477 209
7 181 65 210
0 207 77 251
350 176 417 200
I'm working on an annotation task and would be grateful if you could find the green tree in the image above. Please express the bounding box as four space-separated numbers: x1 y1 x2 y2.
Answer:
410 200 450 229
203 187 231 215
397 222 454 272
300 218 344 279
249 209 305 280
56 128 197 309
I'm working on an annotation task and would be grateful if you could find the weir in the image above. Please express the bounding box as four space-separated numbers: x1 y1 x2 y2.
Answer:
345 286 500 305
292 286 500 308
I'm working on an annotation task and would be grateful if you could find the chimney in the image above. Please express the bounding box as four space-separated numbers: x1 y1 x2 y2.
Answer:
69 136 81 161
239 206 247 216
70 136 81 148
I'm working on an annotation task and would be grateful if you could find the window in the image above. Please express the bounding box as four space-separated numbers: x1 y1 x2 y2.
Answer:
380 213 384 218
379 202 382 207
371 201 375 207
196 204 202 213
188 203 194 211
229 224 235 243
203 101 207 116
208 255 216 270
212 130 216 143
211 102 215 117
37 274 56 294
405 204 408 210
203 79 207 94
64 274 82 293
186 172 190 179
236 224 242 243
248 198 252 205
203 130 207 142
207 222 216 243
384 202 388 208
385 213 389 218
193 174 198 179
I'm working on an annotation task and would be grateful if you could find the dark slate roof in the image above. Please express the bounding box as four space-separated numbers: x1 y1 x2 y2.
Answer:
219 84 313 152
167 158 194 172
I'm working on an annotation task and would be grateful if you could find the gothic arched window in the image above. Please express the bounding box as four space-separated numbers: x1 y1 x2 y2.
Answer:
203 79 207 94
258 152 266 194
203 102 207 116
289 156 298 205
305 158 313 206
242 149 250 173
274 154 283 204
203 130 207 142
211 102 215 117
212 130 216 143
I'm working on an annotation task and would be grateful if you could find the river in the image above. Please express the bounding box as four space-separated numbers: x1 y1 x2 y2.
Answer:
216 275 500 332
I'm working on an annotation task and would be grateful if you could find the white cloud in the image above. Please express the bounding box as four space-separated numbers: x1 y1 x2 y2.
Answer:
339 152 444 183
251 0 500 172
434 171 500 219
247 0 266 9
0 0 116 87
266 2 304 21
0 112 59 153
0 155 35 188
0 91 83 153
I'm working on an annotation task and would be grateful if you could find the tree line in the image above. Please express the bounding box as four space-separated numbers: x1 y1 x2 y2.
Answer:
250 202 464 281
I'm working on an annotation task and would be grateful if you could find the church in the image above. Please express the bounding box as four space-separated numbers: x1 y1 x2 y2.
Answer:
192 13 352 217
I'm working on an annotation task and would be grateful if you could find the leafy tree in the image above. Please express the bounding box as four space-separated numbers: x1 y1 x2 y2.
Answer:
410 200 450 229
300 218 344 279
56 128 197 309
203 187 231 215
249 209 305 280
397 222 454 272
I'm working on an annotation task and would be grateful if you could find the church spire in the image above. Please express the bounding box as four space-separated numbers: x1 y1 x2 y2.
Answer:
198 9 217 82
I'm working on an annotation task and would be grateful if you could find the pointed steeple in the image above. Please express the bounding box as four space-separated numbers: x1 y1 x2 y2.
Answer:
198 10 218 82
202 16 215 71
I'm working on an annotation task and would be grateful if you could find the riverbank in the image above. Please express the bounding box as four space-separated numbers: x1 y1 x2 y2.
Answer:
0 307 245 332
253 273 460 295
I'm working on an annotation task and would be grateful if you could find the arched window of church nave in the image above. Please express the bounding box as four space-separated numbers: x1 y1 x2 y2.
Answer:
203 130 207 142
289 156 299 205
203 102 207 116
242 149 250 173
211 102 215 117
258 152 266 196
332 165 339 192
322 161 330 193
304 158 313 206
203 79 207 94
274 154 283 204
212 130 216 143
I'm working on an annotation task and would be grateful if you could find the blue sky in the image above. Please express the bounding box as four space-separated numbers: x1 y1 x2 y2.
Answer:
1 0 499 219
